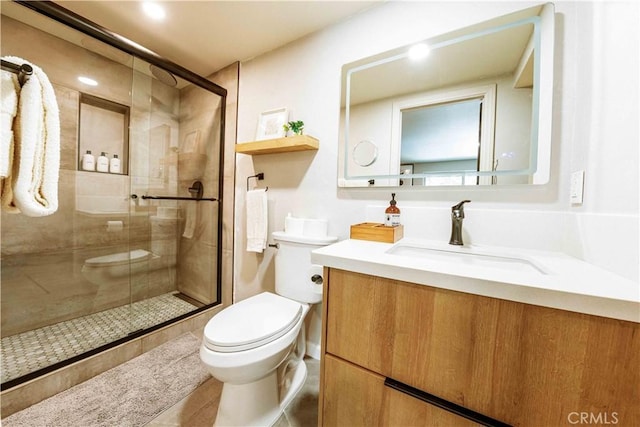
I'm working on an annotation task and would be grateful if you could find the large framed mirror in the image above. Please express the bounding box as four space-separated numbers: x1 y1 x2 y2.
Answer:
338 3 554 187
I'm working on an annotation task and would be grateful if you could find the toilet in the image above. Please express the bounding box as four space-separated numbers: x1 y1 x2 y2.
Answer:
200 227 337 427
81 210 180 288
81 248 157 285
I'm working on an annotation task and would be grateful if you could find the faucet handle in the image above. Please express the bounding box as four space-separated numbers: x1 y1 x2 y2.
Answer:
449 200 470 246
451 200 471 211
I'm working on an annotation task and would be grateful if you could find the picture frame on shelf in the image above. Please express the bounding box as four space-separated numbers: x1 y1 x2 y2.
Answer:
255 107 288 141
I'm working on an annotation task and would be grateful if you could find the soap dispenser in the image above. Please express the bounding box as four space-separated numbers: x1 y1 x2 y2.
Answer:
384 193 401 226
96 152 109 172
109 154 121 174
81 150 95 171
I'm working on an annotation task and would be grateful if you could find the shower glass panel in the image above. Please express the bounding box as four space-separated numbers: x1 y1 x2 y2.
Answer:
0 2 224 388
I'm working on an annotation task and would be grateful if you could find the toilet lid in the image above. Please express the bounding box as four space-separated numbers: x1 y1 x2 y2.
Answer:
203 292 303 353
85 249 151 267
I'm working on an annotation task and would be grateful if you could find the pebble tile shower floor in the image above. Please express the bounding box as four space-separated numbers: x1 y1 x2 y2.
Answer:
1 292 197 383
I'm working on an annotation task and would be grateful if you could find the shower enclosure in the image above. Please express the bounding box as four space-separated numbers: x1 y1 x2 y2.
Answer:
1 2 226 389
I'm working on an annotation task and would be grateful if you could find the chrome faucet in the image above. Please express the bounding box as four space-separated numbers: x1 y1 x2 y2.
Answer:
449 200 471 246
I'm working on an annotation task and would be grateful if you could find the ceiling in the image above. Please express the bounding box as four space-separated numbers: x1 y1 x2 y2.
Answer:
51 1 383 77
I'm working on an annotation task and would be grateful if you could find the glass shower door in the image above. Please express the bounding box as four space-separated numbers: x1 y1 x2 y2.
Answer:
1 1 224 389
125 56 223 333
0 3 137 385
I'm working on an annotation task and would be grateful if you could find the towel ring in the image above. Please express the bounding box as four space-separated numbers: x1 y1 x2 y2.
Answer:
247 173 268 192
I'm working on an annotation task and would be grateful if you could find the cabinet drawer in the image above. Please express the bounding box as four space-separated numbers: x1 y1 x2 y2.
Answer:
322 354 486 427
325 269 499 404
324 268 640 426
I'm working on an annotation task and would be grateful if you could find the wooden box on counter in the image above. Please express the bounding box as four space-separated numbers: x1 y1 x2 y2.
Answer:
350 222 403 243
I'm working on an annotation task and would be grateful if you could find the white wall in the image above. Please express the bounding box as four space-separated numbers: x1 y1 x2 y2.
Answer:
234 1 639 301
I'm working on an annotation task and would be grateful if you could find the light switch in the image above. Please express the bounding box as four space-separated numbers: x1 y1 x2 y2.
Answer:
570 170 585 204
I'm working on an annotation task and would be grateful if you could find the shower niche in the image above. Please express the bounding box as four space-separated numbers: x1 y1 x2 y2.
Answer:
78 93 130 175
0 0 227 392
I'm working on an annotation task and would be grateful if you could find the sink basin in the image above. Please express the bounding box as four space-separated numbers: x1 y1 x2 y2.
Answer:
386 242 547 274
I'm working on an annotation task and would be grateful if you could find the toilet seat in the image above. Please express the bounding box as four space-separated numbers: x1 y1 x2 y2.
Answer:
203 292 303 353
84 249 151 267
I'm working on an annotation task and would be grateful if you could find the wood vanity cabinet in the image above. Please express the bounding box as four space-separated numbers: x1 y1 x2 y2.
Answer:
318 268 640 427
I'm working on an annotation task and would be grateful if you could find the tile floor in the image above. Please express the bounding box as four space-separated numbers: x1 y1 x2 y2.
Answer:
1 293 197 383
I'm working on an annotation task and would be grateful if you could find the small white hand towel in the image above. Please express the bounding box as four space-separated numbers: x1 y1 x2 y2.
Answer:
182 202 197 239
1 69 19 179
246 188 268 253
1 56 60 216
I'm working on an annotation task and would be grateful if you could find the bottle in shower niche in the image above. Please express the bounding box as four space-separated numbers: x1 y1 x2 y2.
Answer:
81 150 95 171
96 152 109 172
109 154 121 174
384 193 401 226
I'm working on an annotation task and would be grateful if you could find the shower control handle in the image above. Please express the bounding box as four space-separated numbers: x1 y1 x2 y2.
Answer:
311 274 323 285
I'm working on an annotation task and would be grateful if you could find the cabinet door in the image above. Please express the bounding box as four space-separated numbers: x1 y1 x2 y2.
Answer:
325 268 502 406
324 268 640 426
322 354 481 427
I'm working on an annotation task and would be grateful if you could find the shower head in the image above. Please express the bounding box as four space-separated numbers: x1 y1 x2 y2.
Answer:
149 64 177 87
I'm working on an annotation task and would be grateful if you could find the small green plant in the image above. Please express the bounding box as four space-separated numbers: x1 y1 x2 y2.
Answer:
283 120 304 136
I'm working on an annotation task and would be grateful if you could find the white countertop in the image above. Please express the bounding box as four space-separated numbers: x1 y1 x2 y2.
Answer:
311 238 640 323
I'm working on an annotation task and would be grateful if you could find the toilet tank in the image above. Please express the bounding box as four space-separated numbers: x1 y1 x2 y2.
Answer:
272 231 337 304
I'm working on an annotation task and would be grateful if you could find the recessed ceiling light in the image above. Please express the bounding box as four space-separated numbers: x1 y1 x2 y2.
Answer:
78 76 98 86
142 2 166 21
408 43 430 61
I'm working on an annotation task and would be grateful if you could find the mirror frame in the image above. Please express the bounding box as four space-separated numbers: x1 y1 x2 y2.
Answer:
339 3 554 187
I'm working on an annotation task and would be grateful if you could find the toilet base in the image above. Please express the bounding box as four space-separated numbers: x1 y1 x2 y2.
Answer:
305 303 323 360
214 361 307 427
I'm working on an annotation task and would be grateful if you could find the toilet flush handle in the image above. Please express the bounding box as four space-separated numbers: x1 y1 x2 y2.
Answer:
311 274 323 285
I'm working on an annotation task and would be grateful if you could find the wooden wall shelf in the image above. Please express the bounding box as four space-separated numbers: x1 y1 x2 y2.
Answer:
235 134 319 155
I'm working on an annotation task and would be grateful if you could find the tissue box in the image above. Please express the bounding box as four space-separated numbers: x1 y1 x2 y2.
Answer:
350 222 404 243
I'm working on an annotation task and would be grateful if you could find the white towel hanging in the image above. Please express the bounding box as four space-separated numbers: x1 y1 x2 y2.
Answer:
246 188 268 253
183 202 197 239
0 69 19 179
1 56 60 216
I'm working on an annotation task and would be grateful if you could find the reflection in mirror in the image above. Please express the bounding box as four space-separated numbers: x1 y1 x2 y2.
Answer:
353 139 378 167
339 3 554 187
402 99 481 186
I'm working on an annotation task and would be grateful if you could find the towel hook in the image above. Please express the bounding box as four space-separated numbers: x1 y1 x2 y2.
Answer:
247 173 268 192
